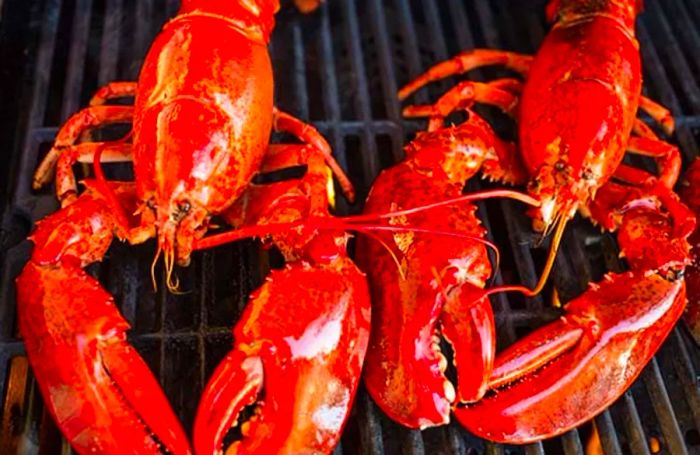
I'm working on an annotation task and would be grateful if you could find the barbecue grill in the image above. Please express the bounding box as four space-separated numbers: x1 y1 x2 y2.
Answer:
0 0 699 453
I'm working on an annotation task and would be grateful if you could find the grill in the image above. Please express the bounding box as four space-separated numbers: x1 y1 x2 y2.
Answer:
0 0 699 453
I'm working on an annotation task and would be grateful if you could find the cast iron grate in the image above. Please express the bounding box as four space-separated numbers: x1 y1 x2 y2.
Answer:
0 0 699 454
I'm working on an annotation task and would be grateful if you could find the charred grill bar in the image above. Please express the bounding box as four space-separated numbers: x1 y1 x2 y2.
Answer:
0 0 699 453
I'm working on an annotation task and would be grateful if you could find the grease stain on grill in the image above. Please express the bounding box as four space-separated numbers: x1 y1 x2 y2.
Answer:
0 0 699 454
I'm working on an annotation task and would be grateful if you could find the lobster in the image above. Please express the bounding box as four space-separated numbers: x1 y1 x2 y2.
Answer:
368 0 697 443
17 0 359 453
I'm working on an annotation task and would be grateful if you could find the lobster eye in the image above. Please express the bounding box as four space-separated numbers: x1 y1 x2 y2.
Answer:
178 201 191 213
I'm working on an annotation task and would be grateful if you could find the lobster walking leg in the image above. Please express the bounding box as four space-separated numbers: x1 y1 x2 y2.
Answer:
89 81 137 105
33 105 133 196
272 108 355 201
398 50 532 101
54 143 133 206
15 187 191 454
638 95 675 135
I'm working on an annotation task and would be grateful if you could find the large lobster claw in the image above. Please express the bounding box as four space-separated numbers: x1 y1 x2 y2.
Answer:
358 158 496 428
194 257 371 454
15 189 191 454
16 262 192 454
453 271 686 443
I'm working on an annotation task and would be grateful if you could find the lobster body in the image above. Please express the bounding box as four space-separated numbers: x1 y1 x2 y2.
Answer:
520 0 642 228
133 2 279 263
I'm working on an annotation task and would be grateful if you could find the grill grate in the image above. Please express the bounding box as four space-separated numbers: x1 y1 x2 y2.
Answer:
0 0 699 454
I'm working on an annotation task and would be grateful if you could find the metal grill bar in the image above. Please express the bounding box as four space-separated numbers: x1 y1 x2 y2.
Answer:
0 1 699 454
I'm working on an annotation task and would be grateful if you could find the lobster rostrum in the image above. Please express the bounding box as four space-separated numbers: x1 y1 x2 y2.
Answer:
384 0 696 443
18 0 356 453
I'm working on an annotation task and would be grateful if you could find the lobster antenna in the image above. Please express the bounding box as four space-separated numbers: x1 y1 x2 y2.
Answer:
530 212 567 296
361 229 407 281
150 245 162 292
194 219 500 256
163 249 181 293
343 189 540 224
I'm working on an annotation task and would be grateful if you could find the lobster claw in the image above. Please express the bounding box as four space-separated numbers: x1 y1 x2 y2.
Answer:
194 257 371 454
358 157 495 429
453 271 686 443
16 261 192 454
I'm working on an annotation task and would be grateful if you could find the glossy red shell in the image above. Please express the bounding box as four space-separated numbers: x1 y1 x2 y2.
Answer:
358 158 491 427
194 257 371 454
520 12 641 223
133 15 274 217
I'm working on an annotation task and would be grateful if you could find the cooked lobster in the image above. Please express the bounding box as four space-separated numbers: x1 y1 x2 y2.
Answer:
17 1 358 453
372 0 696 442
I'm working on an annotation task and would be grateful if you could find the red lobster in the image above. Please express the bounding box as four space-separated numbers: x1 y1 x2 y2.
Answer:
17 1 361 453
366 0 696 443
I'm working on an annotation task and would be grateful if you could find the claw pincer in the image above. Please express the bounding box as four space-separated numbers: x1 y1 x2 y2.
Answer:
454 184 694 442
195 258 370 454
454 272 686 443
16 189 191 454
193 143 369 454
359 110 520 428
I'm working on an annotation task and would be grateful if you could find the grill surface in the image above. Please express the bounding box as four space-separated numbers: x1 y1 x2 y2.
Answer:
1 0 700 454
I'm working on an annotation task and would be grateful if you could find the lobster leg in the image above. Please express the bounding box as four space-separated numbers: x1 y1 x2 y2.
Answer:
15 186 191 454
33 105 133 193
398 50 532 101
223 144 331 231
272 107 355 201
89 81 137 105
624 136 681 189
403 79 521 122
638 95 675 135
55 142 133 206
